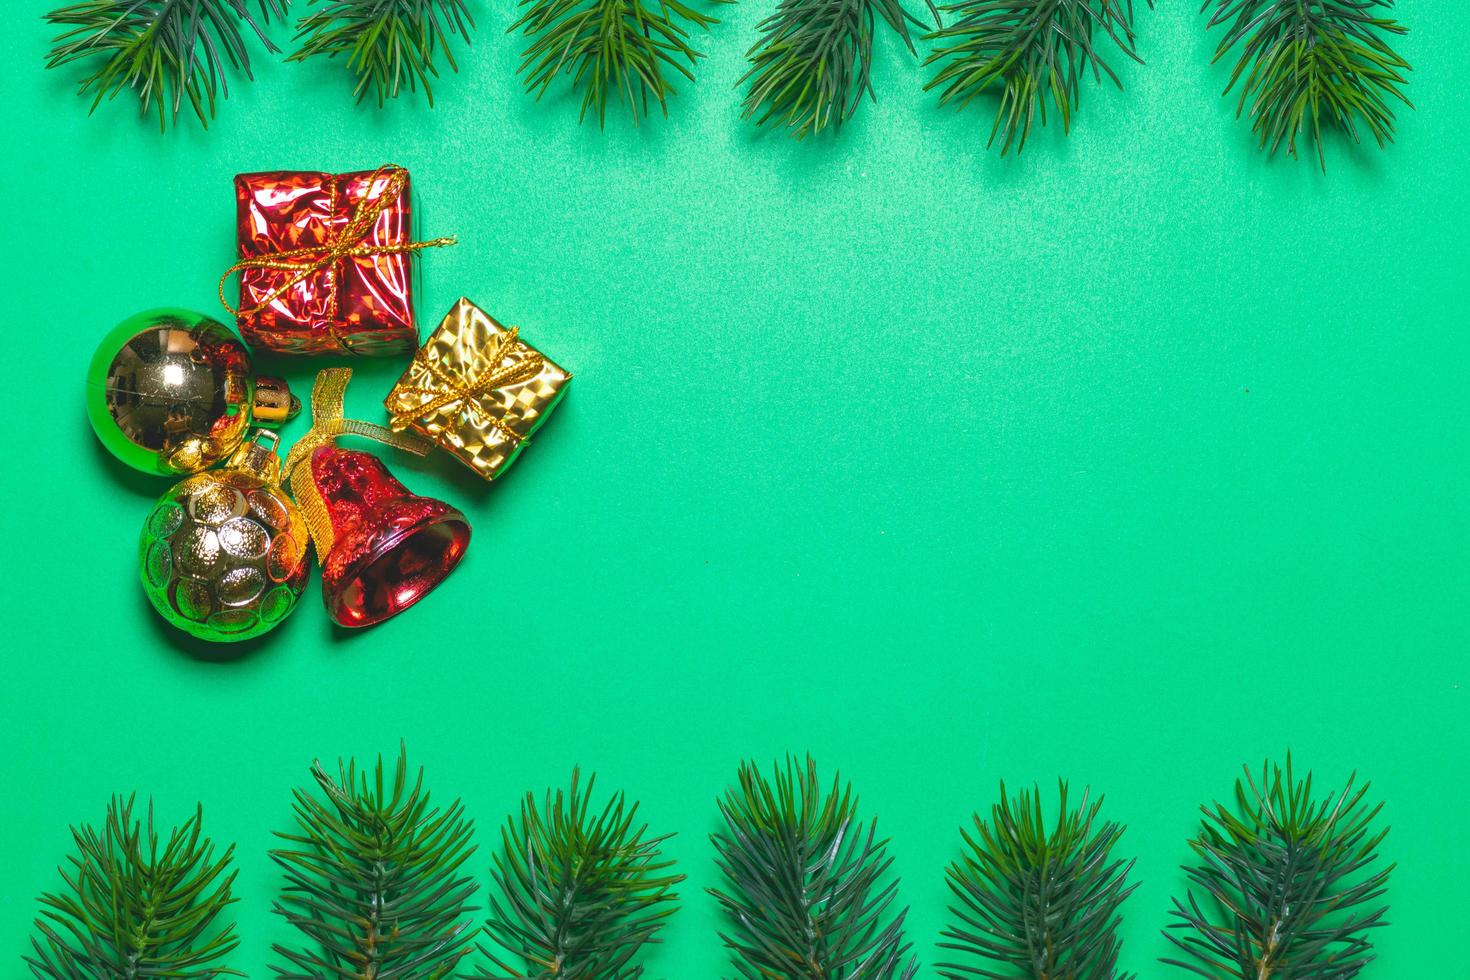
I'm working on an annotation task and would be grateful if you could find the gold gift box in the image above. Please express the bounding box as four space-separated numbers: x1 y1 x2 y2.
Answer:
384 298 571 480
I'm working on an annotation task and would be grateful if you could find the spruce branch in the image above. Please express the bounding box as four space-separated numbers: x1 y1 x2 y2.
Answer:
289 0 476 106
26 795 241 979
42 0 287 130
475 769 684 979
709 755 919 979
1163 756 1394 980
508 0 725 126
923 0 1147 154
938 781 1138 980
270 747 480 980
740 0 936 139
1202 0 1412 168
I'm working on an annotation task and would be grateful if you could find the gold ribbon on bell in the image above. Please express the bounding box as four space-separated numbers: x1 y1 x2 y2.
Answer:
219 164 456 321
283 368 431 555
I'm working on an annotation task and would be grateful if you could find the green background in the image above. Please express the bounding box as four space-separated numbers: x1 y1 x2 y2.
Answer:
2 0 1465 975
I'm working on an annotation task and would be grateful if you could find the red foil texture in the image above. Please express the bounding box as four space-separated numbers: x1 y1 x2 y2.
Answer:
234 169 418 356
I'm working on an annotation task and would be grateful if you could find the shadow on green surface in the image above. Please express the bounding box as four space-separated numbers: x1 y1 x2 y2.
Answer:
141 591 287 663
87 423 171 498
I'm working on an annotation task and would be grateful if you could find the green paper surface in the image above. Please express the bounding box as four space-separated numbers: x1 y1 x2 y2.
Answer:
2 1 1466 974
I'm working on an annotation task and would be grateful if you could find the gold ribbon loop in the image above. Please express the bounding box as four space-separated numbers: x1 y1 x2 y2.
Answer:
219 165 456 320
385 326 545 445
284 368 431 556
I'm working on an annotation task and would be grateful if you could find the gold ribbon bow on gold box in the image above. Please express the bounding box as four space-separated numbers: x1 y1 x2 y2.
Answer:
384 298 572 481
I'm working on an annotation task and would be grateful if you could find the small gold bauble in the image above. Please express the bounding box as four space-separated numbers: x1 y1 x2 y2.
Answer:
139 432 310 642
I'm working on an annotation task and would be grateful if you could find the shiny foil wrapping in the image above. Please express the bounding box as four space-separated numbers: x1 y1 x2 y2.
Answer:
234 168 418 356
385 298 571 480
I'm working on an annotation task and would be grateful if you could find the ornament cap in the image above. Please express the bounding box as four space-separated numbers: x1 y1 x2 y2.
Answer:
252 375 301 425
226 429 284 485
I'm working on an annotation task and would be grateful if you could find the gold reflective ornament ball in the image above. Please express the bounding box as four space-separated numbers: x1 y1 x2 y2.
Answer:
139 432 311 643
86 308 297 476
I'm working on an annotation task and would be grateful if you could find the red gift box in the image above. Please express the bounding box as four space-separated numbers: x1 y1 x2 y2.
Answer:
227 166 452 356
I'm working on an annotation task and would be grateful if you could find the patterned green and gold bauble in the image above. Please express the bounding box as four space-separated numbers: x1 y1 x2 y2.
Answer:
139 431 311 642
86 307 298 476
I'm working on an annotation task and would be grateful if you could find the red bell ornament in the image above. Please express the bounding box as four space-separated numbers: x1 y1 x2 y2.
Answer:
284 369 471 628
309 446 470 627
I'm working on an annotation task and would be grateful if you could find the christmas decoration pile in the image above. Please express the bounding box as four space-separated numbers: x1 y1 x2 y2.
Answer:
87 164 571 642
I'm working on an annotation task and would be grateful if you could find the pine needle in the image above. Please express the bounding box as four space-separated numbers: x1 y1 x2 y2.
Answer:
1163 755 1395 979
475 769 684 979
740 0 936 139
270 746 480 979
289 0 476 106
1203 0 1412 169
43 0 286 130
709 755 920 979
26 795 242 979
508 0 726 126
923 0 1148 154
938 781 1138 980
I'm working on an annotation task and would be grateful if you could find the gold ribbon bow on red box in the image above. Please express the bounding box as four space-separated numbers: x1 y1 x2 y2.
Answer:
221 165 455 356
